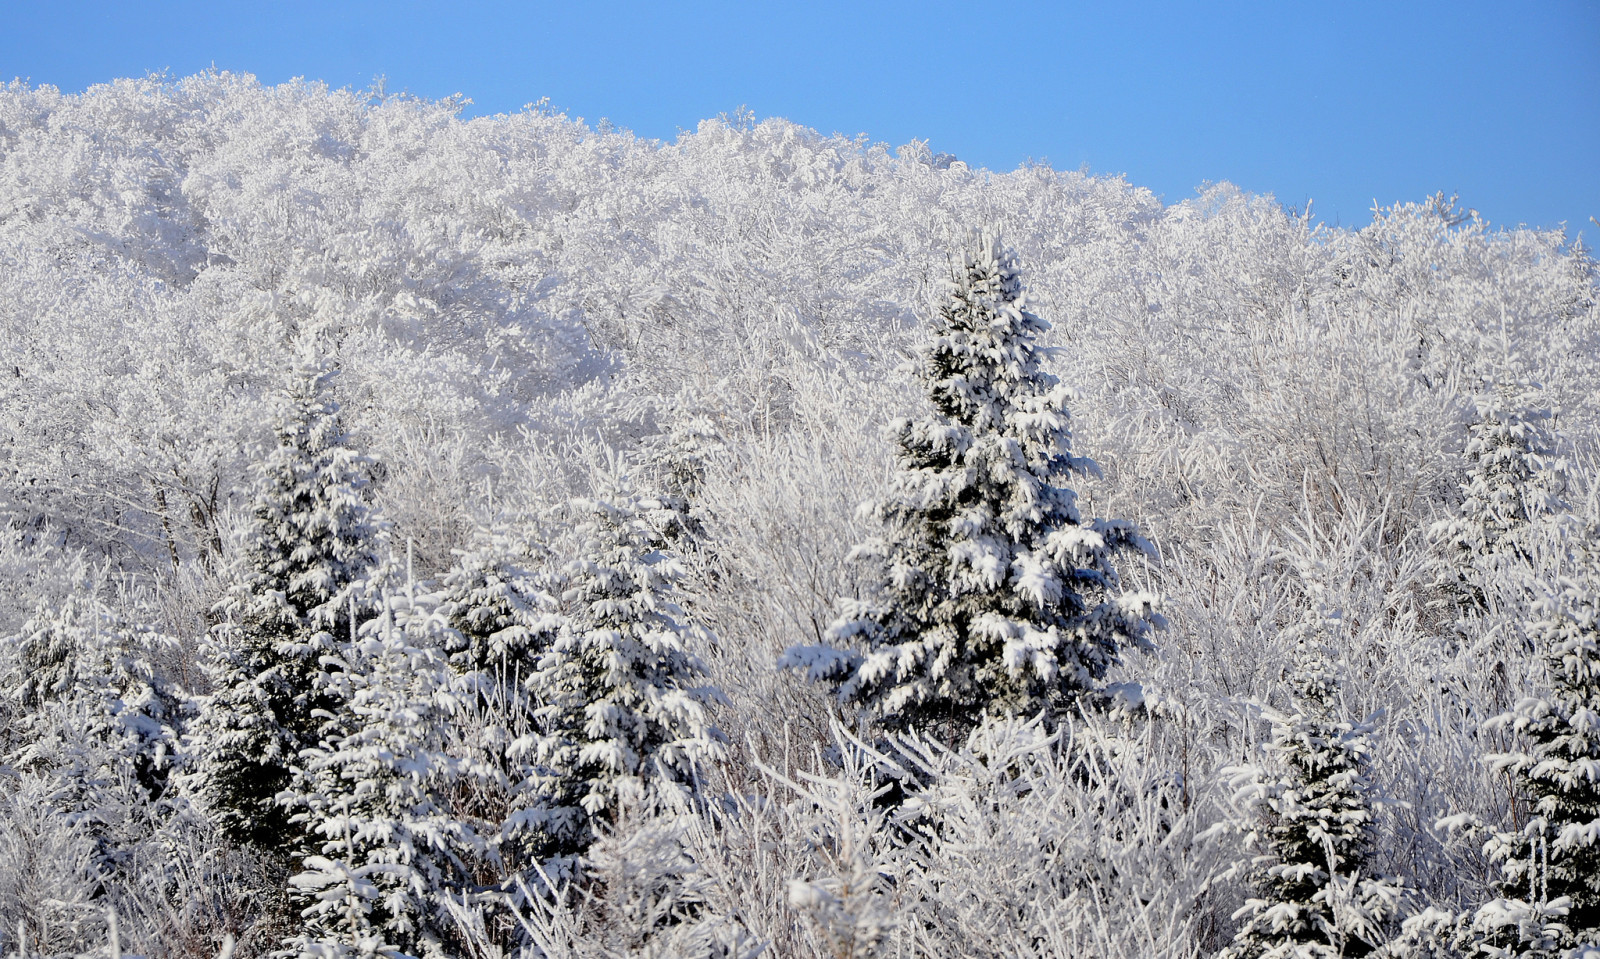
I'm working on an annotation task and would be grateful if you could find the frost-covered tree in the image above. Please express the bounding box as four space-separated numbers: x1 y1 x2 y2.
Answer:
440 529 555 685
185 350 384 848
6 593 183 800
284 586 484 959
1 592 186 904
1221 635 1405 959
435 528 564 882
783 233 1161 738
533 492 728 857
780 744 898 959
1429 381 1567 611
1469 568 1600 955
639 414 725 545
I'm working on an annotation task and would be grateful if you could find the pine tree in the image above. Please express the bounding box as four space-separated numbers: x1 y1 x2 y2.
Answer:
1221 632 1404 959
434 527 563 881
639 414 724 545
4 592 185 877
782 233 1161 739
1429 381 1566 612
1474 567 1600 955
8 593 183 800
185 350 384 849
284 585 483 959
532 492 727 858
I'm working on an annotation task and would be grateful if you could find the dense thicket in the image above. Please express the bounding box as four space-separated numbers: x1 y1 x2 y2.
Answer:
0 72 1597 958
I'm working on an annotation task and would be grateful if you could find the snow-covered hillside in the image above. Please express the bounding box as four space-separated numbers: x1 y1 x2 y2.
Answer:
1 72 1597 958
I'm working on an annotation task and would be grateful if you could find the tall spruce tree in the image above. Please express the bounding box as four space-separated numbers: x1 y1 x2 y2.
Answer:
782 233 1161 739
532 491 727 859
1474 566 1600 955
185 350 384 849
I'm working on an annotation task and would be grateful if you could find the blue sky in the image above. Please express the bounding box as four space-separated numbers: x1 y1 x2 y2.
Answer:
5 0 1596 235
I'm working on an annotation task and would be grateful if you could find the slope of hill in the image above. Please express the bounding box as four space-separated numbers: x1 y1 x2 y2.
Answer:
0 72 1596 958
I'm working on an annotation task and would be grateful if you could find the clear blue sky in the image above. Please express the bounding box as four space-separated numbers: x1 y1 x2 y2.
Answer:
5 0 1597 235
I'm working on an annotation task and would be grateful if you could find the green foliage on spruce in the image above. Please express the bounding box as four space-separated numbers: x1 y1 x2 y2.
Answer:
7 593 183 806
284 587 483 959
1429 381 1567 612
435 527 564 878
783 233 1161 739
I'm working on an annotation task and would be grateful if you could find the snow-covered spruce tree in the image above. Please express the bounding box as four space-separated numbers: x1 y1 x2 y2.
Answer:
3 593 185 889
284 585 484 959
1429 381 1567 612
782 233 1161 739
533 491 728 859
7 593 183 801
434 528 565 882
1471 568 1600 954
185 350 384 849
1221 633 1404 959
639 414 725 545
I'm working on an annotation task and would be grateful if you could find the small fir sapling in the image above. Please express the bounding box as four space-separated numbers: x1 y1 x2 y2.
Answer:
1219 630 1405 959
1471 565 1600 955
184 349 385 849
434 527 567 881
638 414 725 545
284 584 484 959
781 233 1162 740
7 593 183 800
532 490 728 859
0 595 215 959
1429 381 1567 613
774 735 899 959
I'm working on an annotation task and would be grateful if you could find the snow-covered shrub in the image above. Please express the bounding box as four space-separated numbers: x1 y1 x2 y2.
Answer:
771 737 901 959
444 791 765 959
883 714 1219 959
0 773 103 956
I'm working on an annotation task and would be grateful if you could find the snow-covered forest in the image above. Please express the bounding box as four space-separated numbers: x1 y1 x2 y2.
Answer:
1 72 1597 959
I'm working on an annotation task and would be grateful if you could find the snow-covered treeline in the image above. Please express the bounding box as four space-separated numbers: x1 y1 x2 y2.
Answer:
0 72 1597 958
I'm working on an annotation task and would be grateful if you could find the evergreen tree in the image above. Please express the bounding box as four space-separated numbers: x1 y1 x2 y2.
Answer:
782 233 1161 739
639 414 724 545
533 492 727 858
185 350 384 849
1222 632 1404 959
284 585 483 959
7 593 182 800
1473 567 1600 955
1429 381 1566 612
4 592 186 879
434 528 563 881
